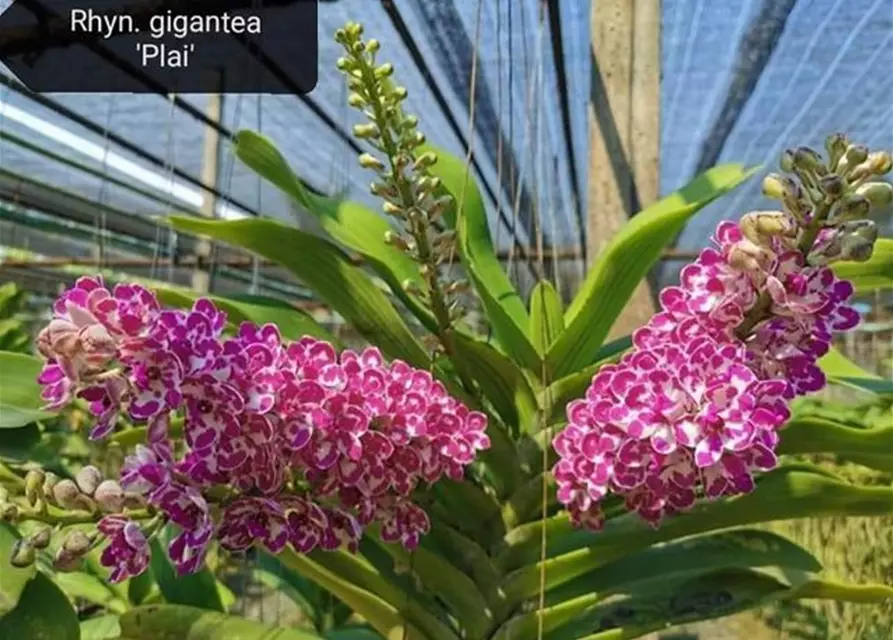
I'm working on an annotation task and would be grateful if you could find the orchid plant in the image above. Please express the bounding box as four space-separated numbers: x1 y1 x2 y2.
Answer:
2 21 893 640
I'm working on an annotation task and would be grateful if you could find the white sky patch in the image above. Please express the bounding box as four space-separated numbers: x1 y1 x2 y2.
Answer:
0 98 249 220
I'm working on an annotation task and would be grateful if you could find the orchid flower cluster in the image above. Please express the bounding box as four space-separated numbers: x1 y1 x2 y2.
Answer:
553 135 892 529
16 279 490 582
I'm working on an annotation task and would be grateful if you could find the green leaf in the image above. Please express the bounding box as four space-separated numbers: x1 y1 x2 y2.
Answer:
453 334 537 434
549 164 758 378
819 347 893 394
554 569 805 640
832 238 893 293
791 577 893 603
119 603 325 639
254 552 324 629
80 614 122 640
538 335 633 425
499 467 893 590
154 286 338 344
53 571 128 613
370 538 494 639
277 547 444 640
149 529 224 612
495 529 821 639
167 216 429 369
530 280 565 353
0 571 79 640
232 130 435 330
0 352 56 428
0 522 36 616
127 570 156 606
778 416 893 458
423 144 539 372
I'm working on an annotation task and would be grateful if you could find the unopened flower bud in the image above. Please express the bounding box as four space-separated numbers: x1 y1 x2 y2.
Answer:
413 152 438 171
382 201 404 216
52 548 81 572
825 133 848 169
75 466 102 496
53 479 81 509
366 39 380 53
856 182 893 210
335 57 352 71
353 123 379 139
761 174 788 199
358 153 385 171
9 539 35 568
779 149 795 173
94 480 125 513
793 147 823 173
374 63 394 79
345 22 363 38
42 472 60 504
819 174 845 199
838 195 871 220
845 145 869 167
61 530 93 557
0 503 18 522
807 232 844 266
24 469 45 506
347 93 365 108
728 239 773 276
391 86 408 102
841 219 878 242
383 231 411 251
866 151 893 175
27 527 52 550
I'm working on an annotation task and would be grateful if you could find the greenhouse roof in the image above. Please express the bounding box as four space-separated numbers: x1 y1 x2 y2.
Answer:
0 0 891 293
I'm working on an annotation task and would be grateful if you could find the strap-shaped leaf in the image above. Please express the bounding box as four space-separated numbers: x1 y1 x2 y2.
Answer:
530 280 565 354
0 352 57 429
277 547 451 640
0 523 36 616
551 569 806 640
499 467 893 584
833 237 893 293
155 286 338 344
0 571 79 640
149 531 224 612
548 164 759 378
232 130 437 331
119 603 324 639
779 416 893 457
819 347 893 394
167 216 430 370
538 335 633 426
371 539 494 639
494 529 821 639
53 571 128 614
80 614 122 640
422 144 540 372
453 334 538 435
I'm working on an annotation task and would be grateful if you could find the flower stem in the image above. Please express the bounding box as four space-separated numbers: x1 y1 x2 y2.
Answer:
357 61 477 395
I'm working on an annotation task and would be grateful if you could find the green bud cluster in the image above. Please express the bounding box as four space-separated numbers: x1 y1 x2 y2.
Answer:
1 464 141 572
335 22 470 335
761 133 892 266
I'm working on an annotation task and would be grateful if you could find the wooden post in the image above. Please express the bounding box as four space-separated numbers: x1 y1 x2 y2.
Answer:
587 0 661 337
192 83 223 293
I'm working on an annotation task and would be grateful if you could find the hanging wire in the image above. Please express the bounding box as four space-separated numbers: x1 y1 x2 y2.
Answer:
93 91 118 271
446 0 485 281
155 91 179 284
509 0 546 283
